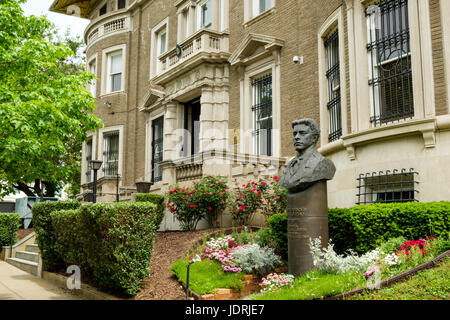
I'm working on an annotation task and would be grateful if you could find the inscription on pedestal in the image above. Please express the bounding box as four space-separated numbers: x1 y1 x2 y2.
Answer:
287 208 307 217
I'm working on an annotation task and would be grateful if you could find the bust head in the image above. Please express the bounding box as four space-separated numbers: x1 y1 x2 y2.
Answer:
292 118 320 154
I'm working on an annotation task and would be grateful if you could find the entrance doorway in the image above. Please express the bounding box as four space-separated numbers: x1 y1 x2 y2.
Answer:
183 99 201 156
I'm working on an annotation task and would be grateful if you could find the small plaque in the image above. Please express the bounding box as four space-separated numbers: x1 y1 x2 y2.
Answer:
287 207 307 217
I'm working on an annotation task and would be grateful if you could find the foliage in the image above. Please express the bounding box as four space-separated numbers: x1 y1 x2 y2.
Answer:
31 201 81 270
49 202 161 296
259 273 295 294
254 228 271 248
200 235 242 273
170 259 245 295
135 193 165 227
230 243 282 276
329 202 450 254
165 176 229 230
266 213 288 259
260 176 287 217
249 269 365 300
347 257 450 300
0 213 20 246
0 0 102 199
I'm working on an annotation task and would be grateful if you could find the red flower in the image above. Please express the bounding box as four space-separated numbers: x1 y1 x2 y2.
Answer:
273 176 278 180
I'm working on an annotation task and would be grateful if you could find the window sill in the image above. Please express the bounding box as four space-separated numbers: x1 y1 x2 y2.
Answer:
319 118 438 160
244 7 276 28
99 91 125 99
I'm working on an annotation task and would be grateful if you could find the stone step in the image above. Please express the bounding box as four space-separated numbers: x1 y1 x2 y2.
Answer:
7 258 39 277
25 244 40 253
15 250 39 263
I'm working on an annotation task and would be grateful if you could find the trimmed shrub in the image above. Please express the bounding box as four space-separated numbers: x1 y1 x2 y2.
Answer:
267 213 287 259
330 202 450 253
269 202 450 257
78 202 159 296
0 213 20 247
135 193 165 227
32 201 81 271
51 209 87 269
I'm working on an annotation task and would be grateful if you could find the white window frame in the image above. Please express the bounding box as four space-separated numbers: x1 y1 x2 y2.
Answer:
347 0 435 133
81 132 97 185
87 54 98 98
244 0 274 23
196 0 213 30
101 44 126 96
98 125 124 179
150 18 169 78
318 7 347 147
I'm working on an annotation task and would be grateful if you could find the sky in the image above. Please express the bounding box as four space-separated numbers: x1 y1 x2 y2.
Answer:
20 0 90 39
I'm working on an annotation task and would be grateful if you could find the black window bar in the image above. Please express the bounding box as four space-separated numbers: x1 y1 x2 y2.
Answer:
151 116 164 183
252 73 273 156
103 132 119 177
356 168 419 205
366 0 413 127
325 29 342 142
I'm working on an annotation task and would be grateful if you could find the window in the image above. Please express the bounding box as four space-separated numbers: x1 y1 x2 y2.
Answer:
356 169 418 205
157 27 167 56
198 0 212 29
252 73 272 156
88 59 97 97
103 132 119 177
117 0 126 10
99 4 107 16
252 0 271 17
107 51 122 93
324 29 342 142
367 0 413 126
85 139 93 183
151 116 164 183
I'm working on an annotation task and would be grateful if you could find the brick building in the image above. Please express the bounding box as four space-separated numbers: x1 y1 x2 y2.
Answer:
50 0 450 230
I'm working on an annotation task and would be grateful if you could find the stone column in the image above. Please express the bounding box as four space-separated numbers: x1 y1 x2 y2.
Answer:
163 101 180 161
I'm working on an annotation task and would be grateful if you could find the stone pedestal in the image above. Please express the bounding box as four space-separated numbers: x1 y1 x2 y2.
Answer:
287 180 329 277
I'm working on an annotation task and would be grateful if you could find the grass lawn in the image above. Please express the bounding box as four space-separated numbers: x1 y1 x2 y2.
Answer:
248 270 365 300
170 259 245 295
345 257 450 300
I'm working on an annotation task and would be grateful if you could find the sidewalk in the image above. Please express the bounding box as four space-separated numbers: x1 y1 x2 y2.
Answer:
0 261 85 300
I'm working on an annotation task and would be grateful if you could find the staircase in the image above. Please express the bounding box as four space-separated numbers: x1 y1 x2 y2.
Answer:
5 233 41 277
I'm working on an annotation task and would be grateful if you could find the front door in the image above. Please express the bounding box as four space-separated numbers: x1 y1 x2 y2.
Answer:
151 116 164 183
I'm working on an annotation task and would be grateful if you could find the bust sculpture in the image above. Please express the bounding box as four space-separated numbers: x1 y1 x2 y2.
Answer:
280 118 336 193
279 118 336 276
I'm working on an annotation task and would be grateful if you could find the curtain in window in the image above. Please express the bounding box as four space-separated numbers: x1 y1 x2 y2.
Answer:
103 132 119 176
252 73 272 156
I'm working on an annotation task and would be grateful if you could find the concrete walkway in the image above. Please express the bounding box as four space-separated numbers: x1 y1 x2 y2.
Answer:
0 261 84 300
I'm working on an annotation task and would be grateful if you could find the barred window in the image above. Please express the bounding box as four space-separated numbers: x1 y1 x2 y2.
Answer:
103 132 119 177
252 73 272 156
151 116 164 183
86 139 93 183
356 168 418 205
324 29 342 142
366 0 413 126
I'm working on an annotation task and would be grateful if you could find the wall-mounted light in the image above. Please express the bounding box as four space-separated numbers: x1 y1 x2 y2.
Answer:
105 101 112 108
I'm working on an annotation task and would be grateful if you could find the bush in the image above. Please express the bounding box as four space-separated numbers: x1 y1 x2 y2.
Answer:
135 193 165 227
0 213 20 247
267 213 287 259
166 176 229 230
330 202 450 254
77 202 160 296
230 243 282 276
32 201 81 271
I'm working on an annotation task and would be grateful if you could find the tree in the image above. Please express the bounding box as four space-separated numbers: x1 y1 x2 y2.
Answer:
0 0 103 199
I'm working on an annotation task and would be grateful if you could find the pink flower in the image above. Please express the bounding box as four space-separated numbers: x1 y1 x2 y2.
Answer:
225 189 229 192
276 196 281 200
208 207 212 211
190 205 194 208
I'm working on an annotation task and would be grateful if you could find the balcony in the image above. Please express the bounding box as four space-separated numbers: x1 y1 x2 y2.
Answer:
153 28 230 85
84 12 131 48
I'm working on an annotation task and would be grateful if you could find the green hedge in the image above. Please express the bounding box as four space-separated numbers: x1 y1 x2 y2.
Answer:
0 213 20 247
267 213 288 259
135 193 165 227
268 202 450 256
50 202 161 296
32 201 81 271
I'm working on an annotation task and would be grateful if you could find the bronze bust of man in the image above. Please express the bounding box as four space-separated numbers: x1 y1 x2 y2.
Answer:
280 118 336 193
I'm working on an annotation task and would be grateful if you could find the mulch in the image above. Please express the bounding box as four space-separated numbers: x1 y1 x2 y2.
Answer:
131 228 230 300
17 228 35 240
